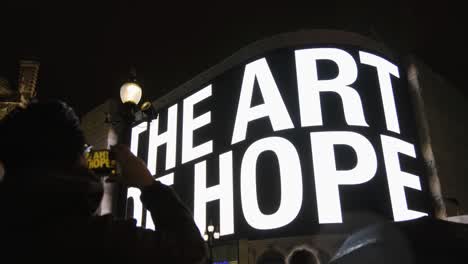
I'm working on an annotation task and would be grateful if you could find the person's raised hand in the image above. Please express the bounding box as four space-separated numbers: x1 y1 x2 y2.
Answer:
110 144 154 189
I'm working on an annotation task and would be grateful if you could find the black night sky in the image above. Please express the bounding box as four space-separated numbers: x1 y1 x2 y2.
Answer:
1 1 466 117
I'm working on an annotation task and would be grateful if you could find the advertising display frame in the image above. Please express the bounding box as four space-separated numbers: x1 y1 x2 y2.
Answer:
127 30 434 242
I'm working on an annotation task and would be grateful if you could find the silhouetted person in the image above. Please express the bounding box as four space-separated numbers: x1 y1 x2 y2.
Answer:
287 248 319 264
0 101 206 263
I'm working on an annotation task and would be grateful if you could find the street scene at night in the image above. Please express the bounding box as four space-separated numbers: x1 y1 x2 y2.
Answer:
1 1 467 263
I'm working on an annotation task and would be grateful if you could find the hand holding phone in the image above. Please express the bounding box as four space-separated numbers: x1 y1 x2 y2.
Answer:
109 144 154 188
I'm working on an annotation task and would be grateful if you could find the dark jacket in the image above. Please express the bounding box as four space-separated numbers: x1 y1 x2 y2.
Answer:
0 171 206 264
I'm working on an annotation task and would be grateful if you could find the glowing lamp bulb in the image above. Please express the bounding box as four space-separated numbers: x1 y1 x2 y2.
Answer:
207 225 215 233
203 234 209 241
120 81 142 105
213 232 220 239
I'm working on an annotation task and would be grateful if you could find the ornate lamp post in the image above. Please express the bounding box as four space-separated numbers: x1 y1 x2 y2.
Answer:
115 68 157 223
204 221 220 264
113 68 143 219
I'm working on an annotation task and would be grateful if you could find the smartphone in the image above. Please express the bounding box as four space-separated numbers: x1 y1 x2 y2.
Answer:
85 149 117 176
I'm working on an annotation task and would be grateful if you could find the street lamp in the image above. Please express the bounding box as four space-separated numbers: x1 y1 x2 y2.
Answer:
113 68 144 219
204 220 220 264
115 68 157 223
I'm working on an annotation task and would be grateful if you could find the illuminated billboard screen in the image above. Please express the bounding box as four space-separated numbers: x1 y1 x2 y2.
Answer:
129 45 431 240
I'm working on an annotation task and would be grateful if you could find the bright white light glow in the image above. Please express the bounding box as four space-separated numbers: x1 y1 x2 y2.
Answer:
127 187 156 230
381 135 428 221
148 104 178 175
203 234 209 241
156 172 174 186
194 151 234 236
130 122 147 156
231 58 294 145
120 82 142 105
240 137 303 230
182 85 213 164
145 211 155 230
214 232 220 239
207 225 215 232
310 131 377 223
127 187 143 226
360 52 401 134
295 48 368 127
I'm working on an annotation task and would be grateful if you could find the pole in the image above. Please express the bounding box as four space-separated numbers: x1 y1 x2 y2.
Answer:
113 102 136 219
209 238 213 264
141 115 151 227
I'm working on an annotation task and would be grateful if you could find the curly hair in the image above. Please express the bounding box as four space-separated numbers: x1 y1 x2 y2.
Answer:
0 100 86 175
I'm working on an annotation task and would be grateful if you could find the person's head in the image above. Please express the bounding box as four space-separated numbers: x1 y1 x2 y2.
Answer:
287 247 319 264
0 100 102 215
0 100 86 174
